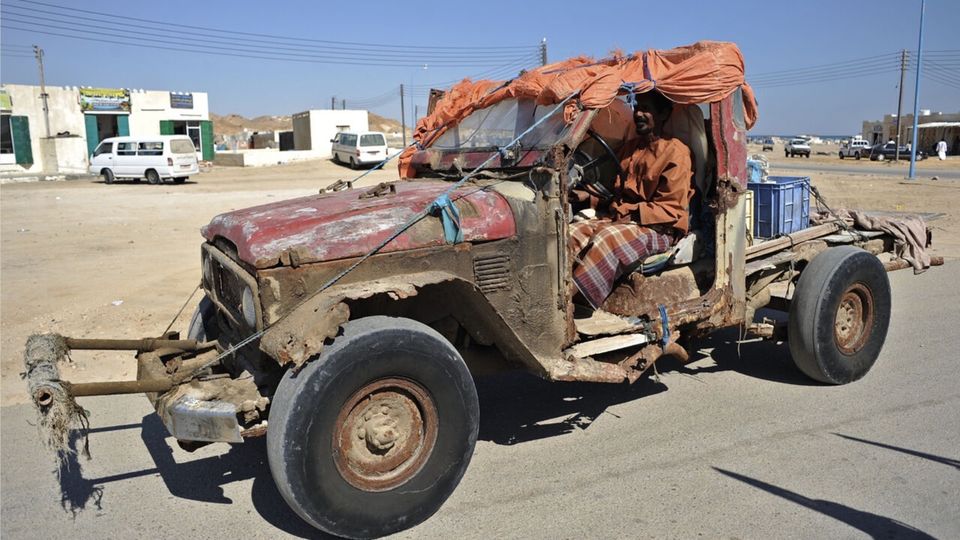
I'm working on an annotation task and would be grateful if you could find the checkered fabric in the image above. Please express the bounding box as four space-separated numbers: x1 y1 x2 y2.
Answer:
569 219 674 308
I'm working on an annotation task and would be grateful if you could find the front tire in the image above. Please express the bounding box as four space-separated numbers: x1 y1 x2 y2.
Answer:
102 168 115 184
267 316 479 539
788 246 891 384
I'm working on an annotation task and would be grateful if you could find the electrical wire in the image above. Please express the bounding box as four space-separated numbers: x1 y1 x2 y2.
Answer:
7 0 537 53
0 17 532 67
749 52 899 79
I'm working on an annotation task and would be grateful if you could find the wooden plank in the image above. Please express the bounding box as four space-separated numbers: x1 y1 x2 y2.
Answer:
745 250 797 275
574 310 642 336
566 333 650 358
746 222 840 260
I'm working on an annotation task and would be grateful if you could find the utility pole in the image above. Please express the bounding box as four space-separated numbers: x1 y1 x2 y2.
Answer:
414 105 419 125
33 45 50 137
540 38 548 66
400 84 407 147
331 96 336 110
341 99 346 110
894 49 908 162
908 0 925 179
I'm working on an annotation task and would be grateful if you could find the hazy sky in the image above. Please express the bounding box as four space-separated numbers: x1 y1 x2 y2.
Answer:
1 0 957 135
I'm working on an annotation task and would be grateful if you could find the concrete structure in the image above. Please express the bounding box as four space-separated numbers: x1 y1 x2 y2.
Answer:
863 110 960 154
0 84 211 175
292 110 368 156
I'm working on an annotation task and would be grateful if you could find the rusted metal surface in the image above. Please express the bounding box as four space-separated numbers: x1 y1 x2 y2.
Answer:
202 180 517 269
834 283 874 355
63 337 209 352
67 379 174 397
601 264 708 317
333 377 438 492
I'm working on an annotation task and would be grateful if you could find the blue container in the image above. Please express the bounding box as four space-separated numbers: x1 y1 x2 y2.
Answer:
748 176 810 238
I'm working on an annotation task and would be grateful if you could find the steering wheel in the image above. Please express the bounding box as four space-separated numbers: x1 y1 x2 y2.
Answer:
568 130 624 202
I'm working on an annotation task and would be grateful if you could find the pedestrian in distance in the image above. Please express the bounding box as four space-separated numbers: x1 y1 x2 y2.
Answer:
936 139 948 160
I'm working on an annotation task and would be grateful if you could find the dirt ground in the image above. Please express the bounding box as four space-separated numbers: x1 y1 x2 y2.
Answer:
2 155 958 405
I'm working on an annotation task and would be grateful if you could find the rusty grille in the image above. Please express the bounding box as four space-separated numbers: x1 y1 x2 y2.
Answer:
201 243 261 330
473 255 511 294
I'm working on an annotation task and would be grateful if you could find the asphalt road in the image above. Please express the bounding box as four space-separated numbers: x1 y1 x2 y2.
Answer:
2 264 959 539
773 161 960 181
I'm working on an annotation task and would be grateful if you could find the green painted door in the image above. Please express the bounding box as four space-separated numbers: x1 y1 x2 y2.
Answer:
10 116 33 165
85 114 98 155
117 114 129 136
200 120 213 161
159 120 174 135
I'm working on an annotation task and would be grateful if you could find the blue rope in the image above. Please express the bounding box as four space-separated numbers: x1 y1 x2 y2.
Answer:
657 304 670 349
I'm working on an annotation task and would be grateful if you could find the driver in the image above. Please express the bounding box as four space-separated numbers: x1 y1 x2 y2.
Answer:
569 91 694 308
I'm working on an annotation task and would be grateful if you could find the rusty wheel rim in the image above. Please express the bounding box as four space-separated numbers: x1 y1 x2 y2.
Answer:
834 282 874 355
333 377 438 492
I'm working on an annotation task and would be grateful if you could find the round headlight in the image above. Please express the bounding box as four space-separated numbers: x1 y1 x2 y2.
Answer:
241 286 257 327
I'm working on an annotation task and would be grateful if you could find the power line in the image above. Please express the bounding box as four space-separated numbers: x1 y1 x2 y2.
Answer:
749 52 899 79
2 5 536 61
8 0 536 53
0 17 533 66
751 64 900 89
0 23 534 68
749 57 899 84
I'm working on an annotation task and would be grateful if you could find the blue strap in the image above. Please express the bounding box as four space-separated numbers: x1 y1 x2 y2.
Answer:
657 304 670 349
428 194 463 244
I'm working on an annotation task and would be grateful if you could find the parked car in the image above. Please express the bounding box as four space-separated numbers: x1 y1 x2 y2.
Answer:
762 138 774 151
785 138 811 158
869 142 927 161
331 131 389 169
839 139 871 160
89 135 199 184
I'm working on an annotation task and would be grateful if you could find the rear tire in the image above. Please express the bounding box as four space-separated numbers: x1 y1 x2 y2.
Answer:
349 156 357 169
102 169 115 184
855 152 861 160
146 169 161 185
267 316 479 539
788 246 891 384
839 152 844 159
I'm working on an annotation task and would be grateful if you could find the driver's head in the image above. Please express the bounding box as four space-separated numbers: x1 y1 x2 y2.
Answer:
633 91 672 136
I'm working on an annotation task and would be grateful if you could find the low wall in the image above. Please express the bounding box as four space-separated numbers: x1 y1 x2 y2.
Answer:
213 148 330 167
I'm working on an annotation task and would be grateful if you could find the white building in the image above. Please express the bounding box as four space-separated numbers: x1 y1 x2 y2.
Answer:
292 109 368 156
0 84 211 175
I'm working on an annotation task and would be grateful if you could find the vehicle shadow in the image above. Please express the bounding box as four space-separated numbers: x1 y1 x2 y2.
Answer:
475 371 668 445
713 467 936 539
91 180 198 185
55 415 329 538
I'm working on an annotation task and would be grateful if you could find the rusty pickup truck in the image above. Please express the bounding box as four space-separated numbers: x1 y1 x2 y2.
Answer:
24 43 941 539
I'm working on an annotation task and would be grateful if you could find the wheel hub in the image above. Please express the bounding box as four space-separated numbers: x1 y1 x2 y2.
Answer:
834 282 874 355
333 377 437 492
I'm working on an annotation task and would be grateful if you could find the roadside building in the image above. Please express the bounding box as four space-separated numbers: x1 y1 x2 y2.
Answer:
863 110 960 154
292 109 368 155
0 84 212 175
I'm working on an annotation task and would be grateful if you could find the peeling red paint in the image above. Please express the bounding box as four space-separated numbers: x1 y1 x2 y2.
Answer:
202 180 516 268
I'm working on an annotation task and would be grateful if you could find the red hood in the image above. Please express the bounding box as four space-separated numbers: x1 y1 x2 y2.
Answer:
202 180 516 268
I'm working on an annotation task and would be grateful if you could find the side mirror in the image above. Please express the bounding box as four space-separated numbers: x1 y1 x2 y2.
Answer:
330 138 337 143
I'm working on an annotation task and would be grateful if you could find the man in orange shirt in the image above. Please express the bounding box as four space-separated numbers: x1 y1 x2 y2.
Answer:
570 91 694 308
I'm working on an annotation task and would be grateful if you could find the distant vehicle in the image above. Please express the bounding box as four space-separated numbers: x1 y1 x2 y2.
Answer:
869 142 927 161
785 138 811 158
762 138 774 151
89 135 199 184
839 139 872 160
331 131 388 169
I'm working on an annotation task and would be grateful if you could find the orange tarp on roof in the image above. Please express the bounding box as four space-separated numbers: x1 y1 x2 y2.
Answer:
399 40 758 178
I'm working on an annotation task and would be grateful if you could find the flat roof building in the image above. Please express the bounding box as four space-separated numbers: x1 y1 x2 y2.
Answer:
0 85 212 175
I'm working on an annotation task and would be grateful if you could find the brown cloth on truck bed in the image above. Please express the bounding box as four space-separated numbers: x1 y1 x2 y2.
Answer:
813 210 931 274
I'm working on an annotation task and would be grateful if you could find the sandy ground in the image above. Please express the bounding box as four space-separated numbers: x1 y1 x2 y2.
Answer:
2 155 958 405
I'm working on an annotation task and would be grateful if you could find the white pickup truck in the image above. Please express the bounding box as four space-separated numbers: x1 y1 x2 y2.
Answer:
839 139 871 160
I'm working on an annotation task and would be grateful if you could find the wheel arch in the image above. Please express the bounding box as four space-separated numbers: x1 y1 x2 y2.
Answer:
258 271 547 377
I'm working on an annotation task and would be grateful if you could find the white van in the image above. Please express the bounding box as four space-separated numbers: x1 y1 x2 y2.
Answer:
89 135 200 184
330 131 388 169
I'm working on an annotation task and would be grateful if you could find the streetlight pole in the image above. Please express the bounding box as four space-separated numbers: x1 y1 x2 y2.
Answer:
33 45 50 137
908 0 925 179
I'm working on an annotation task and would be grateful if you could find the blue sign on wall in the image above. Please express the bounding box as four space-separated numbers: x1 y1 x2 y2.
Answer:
170 92 194 109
